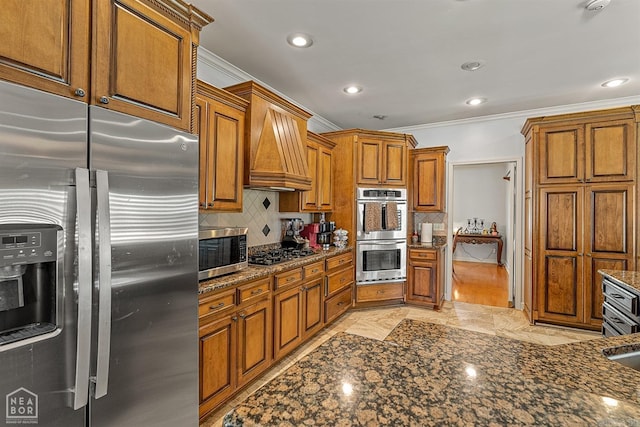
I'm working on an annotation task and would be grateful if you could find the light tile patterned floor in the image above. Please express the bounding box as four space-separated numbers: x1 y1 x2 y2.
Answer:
200 302 599 427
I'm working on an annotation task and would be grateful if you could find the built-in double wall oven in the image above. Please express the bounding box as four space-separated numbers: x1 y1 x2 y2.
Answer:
355 188 407 284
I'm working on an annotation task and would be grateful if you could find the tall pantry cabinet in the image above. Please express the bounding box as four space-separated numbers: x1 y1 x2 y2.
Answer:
522 106 639 330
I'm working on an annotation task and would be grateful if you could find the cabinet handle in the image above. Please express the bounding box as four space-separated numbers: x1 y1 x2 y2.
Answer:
610 317 624 324
209 302 225 311
99 96 109 104
300 286 307 292
239 313 246 319
586 253 592 257
324 278 328 297
377 290 385 294
74 88 86 97
286 276 296 283
250 288 263 295
578 253 583 256
337 301 345 306
340 277 346 283
610 293 625 299
231 315 238 322
207 202 213 207
312 269 320 274
200 202 207 208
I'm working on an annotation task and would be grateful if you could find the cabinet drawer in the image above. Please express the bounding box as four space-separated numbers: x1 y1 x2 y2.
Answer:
198 288 236 319
603 279 639 316
356 283 404 303
602 320 624 337
237 277 271 305
325 286 352 324
602 302 639 335
326 252 353 271
303 261 324 280
274 268 303 290
326 268 354 297
409 249 437 261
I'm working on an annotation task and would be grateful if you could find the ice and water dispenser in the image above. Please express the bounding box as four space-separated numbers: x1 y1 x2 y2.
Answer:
0 224 61 346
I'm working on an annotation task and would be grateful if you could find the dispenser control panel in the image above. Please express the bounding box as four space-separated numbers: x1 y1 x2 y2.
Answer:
0 225 60 264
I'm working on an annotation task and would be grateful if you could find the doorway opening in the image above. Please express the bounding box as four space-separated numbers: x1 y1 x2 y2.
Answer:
447 160 519 309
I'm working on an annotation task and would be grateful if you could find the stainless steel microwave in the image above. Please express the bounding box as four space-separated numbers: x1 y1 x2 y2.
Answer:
199 227 248 280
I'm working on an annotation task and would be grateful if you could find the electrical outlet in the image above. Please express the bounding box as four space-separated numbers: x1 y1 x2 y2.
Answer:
491 248 496 254
433 223 445 231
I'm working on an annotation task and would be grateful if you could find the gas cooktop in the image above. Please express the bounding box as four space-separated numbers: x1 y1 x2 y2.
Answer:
248 248 316 265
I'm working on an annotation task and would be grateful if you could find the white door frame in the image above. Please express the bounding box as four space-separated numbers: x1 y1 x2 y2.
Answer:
445 156 524 310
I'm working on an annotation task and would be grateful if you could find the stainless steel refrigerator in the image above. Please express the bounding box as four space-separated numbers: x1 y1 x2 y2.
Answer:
0 80 199 426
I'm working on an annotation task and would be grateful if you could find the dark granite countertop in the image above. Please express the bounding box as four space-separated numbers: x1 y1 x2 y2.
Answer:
223 320 640 426
599 269 640 293
198 246 353 295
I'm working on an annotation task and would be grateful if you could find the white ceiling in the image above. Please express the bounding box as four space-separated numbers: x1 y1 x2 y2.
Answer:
191 0 640 130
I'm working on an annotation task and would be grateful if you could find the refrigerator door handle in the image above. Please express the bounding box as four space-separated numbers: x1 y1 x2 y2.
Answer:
73 167 92 410
94 169 112 399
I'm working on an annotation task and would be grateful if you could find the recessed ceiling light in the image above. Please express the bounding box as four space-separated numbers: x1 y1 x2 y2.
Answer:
466 97 487 106
461 60 485 72
601 78 628 88
286 33 313 48
343 85 362 95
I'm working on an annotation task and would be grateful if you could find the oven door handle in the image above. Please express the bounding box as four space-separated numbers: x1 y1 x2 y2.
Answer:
359 240 406 245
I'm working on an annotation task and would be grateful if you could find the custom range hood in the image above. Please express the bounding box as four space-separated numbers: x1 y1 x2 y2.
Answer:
225 81 312 191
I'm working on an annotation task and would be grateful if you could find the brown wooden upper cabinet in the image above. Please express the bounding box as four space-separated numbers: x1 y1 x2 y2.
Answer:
195 81 248 212
279 132 335 212
411 146 449 212
357 137 410 186
0 0 212 131
537 119 635 185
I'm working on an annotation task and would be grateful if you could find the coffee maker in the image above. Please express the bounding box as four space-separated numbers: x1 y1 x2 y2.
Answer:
281 218 306 249
316 221 335 250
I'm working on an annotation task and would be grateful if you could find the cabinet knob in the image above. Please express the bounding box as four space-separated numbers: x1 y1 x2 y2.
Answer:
200 202 207 208
239 313 246 319
74 88 86 97
231 316 238 322
99 96 110 104
207 202 213 207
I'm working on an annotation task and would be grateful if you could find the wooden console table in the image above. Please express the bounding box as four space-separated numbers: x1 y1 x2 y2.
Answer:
452 233 503 265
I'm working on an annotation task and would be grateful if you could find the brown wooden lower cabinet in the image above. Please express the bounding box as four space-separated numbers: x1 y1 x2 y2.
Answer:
199 250 354 419
407 246 445 309
198 279 271 420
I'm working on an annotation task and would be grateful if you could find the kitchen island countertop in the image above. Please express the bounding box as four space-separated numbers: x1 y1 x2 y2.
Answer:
199 246 352 295
223 320 640 426
599 269 640 293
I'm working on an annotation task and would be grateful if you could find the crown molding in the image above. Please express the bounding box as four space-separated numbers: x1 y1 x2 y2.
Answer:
384 95 640 133
197 47 341 133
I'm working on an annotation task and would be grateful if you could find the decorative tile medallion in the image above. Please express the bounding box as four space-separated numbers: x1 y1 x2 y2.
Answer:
263 197 271 210
262 224 270 236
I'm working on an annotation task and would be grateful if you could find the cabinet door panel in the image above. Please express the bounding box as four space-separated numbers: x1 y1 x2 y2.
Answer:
542 190 580 251
273 287 302 360
211 110 243 208
237 299 270 385
195 98 210 208
357 140 381 184
542 256 580 318
588 186 633 254
319 147 333 210
302 143 319 210
384 142 406 185
302 279 323 338
199 316 236 407
93 0 192 130
539 126 583 184
586 120 635 182
408 261 436 302
0 0 90 99
415 157 437 209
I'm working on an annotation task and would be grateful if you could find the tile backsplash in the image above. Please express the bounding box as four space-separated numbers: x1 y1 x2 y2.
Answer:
199 189 312 247
413 212 447 236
